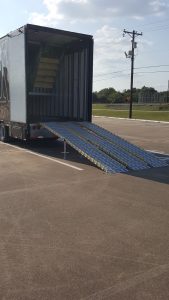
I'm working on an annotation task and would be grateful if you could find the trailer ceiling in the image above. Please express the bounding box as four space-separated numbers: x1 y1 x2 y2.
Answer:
27 25 91 47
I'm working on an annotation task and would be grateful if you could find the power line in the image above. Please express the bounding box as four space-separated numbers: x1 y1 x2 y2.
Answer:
135 70 169 74
94 64 169 79
135 64 169 70
146 25 169 33
132 23 169 34
137 19 169 33
94 68 129 77
139 48 169 54
93 70 169 82
137 18 169 28
94 74 129 82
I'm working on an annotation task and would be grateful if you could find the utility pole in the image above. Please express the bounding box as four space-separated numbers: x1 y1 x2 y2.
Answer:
123 29 142 118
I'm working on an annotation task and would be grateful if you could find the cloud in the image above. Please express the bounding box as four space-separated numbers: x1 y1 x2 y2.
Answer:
93 26 127 84
28 1 166 91
94 26 127 68
149 0 169 12
29 0 169 25
29 0 64 26
92 25 154 92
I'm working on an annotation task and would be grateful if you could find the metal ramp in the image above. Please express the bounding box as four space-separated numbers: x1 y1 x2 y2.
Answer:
42 122 127 173
42 121 168 173
81 122 168 168
67 122 148 171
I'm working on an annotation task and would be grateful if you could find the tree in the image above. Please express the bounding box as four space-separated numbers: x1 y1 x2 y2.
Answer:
138 86 158 103
123 88 140 103
97 88 116 103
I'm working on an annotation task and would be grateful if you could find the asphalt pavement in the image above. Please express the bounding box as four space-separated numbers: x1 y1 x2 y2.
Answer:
0 117 169 299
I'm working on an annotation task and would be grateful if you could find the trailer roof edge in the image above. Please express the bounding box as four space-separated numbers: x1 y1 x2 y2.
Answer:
0 24 93 41
0 25 25 41
25 24 93 39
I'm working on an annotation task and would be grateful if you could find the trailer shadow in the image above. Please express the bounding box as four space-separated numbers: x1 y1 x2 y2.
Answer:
126 165 169 185
10 139 93 167
7 140 169 184
126 151 169 185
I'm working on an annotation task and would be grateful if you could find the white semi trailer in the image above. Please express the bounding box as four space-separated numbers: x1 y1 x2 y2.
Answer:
0 24 166 173
0 24 93 141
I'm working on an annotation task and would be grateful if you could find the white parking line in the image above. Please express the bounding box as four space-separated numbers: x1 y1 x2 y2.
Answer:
147 149 169 156
0 142 84 171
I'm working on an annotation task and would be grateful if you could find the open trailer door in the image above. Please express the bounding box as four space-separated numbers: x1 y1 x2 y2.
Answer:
25 24 93 124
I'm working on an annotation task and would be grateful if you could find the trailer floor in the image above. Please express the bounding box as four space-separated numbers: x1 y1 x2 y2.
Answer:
0 117 169 300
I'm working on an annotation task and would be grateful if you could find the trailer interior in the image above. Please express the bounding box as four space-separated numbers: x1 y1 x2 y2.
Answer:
26 25 93 123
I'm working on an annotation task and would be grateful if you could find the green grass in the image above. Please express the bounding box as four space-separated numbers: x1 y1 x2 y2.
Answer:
92 104 169 121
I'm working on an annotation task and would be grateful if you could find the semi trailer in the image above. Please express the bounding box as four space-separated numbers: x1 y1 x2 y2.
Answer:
0 24 93 141
0 24 166 173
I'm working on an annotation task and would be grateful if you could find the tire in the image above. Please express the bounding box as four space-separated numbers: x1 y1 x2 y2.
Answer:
0 125 4 142
0 125 9 142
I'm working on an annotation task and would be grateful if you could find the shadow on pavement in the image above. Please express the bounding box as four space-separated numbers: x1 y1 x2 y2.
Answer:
127 165 169 185
9 139 93 167
8 139 169 183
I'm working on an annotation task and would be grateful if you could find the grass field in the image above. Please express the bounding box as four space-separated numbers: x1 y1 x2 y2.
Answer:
92 104 169 121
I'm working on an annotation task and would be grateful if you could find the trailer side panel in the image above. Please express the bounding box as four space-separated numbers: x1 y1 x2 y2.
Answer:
9 30 26 123
0 36 10 121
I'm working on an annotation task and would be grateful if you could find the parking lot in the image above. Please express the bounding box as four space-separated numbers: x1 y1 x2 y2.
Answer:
0 117 169 299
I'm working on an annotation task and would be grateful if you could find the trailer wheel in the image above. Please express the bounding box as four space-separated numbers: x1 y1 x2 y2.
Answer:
0 125 9 142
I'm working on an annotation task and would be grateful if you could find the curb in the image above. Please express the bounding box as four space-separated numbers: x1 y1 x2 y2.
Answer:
92 115 169 124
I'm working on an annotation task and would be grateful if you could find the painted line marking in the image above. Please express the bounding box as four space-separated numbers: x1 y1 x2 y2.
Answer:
147 149 169 156
147 150 169 164
0 142 84 171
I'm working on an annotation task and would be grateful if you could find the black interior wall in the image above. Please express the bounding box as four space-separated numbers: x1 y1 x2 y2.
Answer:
55 47 89 121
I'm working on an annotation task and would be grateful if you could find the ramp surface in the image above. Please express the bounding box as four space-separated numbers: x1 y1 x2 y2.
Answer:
42 122 127 173
42 122 167 173
81 122 168 168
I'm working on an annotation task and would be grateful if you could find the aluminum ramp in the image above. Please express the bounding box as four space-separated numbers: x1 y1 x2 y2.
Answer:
42 122 127 174
42 121 167 173
81 122 168 168
67 122 149 171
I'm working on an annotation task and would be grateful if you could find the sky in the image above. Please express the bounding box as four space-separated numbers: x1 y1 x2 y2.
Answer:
0 0 169 92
